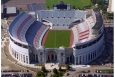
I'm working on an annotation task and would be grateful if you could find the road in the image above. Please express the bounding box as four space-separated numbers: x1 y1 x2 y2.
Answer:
62 66 113 77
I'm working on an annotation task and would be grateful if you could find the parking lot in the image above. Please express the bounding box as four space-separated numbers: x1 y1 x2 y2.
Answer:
1 19 35 77
78 74 113 77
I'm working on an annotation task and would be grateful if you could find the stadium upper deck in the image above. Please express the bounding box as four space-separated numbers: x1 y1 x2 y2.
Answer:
9 12 50 48
38 10 86 26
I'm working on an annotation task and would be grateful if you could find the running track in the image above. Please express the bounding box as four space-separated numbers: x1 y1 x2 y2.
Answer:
70 30 74 47
42 30 49 46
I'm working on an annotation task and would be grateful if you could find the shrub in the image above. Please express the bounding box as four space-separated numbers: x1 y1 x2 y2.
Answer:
59 67 62 71
36 71 45 77
58 71 63 76
53 68 58 74
41 66 46 72
52 73 58 77
66 64 70 71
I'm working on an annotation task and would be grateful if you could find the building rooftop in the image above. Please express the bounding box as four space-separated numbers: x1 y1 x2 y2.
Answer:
6 7 16 14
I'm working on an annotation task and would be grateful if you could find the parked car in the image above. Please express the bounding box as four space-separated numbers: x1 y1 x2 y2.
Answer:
66 73 69 76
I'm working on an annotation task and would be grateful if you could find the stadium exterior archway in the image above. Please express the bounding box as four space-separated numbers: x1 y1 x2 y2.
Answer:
46 50 57 63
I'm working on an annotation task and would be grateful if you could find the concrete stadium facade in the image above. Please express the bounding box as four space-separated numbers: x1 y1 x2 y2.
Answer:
9 9 105 65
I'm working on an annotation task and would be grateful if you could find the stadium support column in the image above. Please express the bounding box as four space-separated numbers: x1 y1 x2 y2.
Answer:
73 48 76 65
28 55 30 64
44 51 46 63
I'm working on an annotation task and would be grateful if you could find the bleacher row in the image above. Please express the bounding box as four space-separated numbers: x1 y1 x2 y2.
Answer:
72 27 79 45
77 21 89 43
5 0 45 4
9 12 27 36
72 21 89 44
52 25 69 30
5 0 46 10
45 18 74 26
72 16 96 44
38 10 86 19
9 12 36 42
19 16 36 42
25 21 43 45
17 15 32 41
33 25 49 48
27 3 46 12
86 16 95 28
85 16 95 40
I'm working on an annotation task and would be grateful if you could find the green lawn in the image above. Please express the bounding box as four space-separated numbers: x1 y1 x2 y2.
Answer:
45 0 92 9
44 30 71 48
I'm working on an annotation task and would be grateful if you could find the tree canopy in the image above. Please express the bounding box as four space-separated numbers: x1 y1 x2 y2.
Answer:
53 68 58 74
41 66 46 72
36 71 45 77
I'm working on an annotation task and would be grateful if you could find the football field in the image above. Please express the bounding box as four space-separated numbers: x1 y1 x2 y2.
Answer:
44 30 71 48
45 0 92 9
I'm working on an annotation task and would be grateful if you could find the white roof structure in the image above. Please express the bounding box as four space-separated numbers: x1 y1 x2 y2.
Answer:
6 7 16 14
29 12 36 15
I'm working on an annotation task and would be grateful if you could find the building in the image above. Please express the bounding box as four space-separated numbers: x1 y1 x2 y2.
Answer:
1 5 19 18
9 4 104 65
1 4 4 17
107 0 114 13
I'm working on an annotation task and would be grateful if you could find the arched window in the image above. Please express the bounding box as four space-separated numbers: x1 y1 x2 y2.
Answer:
93 51 95 58
15 51 16 58
88 53 90 61
83 55 84 63
26 56 28 63
91 52 92 60
76 57 78 65
23 55 25 63
86 54 87 62
95 50 96 57
79 56 81 64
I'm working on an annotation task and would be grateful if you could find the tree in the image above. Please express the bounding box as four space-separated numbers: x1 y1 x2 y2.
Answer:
72 6 75 9
47 6 49 9
36 71 45 77
59 67 62 71
41 66 46 72
53 68 58 74
66 64 70 71
58 71 63 76
52 73 58 77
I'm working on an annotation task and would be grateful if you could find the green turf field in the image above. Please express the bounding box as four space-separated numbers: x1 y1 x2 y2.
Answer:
44 30 71 48
45 0 92 9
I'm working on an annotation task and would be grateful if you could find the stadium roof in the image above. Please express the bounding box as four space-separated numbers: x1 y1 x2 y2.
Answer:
92 9 103 30
6 7 16 14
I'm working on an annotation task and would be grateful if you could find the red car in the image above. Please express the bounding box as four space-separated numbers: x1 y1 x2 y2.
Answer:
66 73 69 76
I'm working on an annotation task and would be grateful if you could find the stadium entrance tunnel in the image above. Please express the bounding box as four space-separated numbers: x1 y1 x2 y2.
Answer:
46 50 57 63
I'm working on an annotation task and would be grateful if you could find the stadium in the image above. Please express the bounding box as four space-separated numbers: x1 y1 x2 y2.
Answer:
9 3 105 65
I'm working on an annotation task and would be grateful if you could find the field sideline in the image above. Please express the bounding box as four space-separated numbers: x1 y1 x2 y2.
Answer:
44 30 71 48
45 0 92 9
